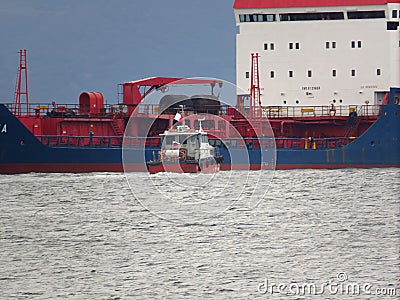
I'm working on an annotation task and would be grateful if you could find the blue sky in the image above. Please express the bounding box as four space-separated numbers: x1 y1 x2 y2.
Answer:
0 0 236 104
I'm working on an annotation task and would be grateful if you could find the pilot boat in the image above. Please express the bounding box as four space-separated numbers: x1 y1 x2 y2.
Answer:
146 119 223 174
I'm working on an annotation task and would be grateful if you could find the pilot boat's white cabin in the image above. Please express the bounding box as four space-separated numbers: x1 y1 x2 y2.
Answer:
160 125 215 161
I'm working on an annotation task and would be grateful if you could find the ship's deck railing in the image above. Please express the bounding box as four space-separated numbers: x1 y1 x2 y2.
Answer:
37 135 160 148
135 103 380 118
210 137 354 150
258 104 380 118
37 135 355 150
4 102 127 118
5 102 381 119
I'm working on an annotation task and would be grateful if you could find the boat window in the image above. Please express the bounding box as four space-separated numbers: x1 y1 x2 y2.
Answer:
238 13 276 22
180 135 189 144
194 120 214 130
347 10 385 19
189 135 197 144
165 136 176 145
279 12 344 22
392 10 397 18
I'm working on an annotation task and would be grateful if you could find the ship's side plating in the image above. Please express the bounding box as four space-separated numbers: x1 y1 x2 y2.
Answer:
0 104 146 173
1 88 399 173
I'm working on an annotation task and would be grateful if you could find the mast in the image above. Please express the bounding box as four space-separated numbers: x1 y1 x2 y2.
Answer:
13 49 29 116
250 53 262 137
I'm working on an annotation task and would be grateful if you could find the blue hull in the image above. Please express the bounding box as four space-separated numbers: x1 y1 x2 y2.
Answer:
1 88 399 173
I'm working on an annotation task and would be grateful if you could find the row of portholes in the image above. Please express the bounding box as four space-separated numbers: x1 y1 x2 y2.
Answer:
383 111 398 116
370 138 399 146
282 99 344 104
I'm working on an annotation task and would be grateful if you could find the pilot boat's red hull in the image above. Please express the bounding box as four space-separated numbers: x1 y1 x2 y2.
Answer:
147 159 219 174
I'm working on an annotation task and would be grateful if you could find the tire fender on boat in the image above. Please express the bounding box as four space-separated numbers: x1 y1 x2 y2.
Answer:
179 149 186 161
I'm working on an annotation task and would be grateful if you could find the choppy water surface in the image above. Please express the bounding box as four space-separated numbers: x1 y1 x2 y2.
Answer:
0 169 399 299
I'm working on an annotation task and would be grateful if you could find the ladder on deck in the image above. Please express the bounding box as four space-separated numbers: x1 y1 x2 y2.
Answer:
344 106 363 138
111 120 124 136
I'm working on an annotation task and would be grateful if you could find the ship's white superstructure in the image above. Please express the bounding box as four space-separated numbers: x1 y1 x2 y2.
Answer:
234 0 400 106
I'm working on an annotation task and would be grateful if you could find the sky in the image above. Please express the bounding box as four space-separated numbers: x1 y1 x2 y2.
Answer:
0 0 236 104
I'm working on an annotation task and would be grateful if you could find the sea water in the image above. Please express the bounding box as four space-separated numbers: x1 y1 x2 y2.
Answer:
0 169 399 299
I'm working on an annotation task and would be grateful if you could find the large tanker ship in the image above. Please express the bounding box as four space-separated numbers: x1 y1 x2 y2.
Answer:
1 0 399 174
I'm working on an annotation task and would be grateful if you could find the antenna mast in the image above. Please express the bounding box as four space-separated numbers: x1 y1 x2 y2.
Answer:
13 49 29 116
250 53 261 120
249 53 263 137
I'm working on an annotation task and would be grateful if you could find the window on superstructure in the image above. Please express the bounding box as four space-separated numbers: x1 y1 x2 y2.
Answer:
239 13 276 22
347 10 385 19
377 68 381 76
308 70 312 78
245 72 249 79
289 70 293 78
289 42 293 49
357 41 362 48
270 71 275 78
279 12 344 21
326 41 337 49
265 14 276 22
295 42 300 49
351 41 356 48
351 69 356 77
332 69 337 77
387 21 399 30
264 43 275 50
392 10 398 18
